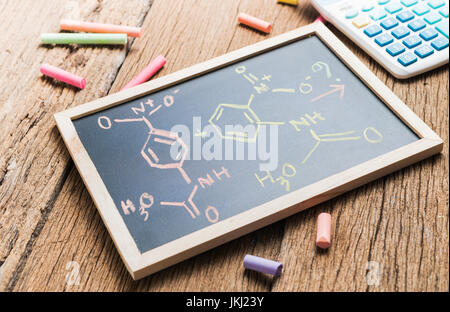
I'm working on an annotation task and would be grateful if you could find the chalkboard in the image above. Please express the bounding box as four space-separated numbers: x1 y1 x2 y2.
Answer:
55 24 442 279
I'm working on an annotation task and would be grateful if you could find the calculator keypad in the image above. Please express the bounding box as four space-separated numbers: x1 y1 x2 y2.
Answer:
344 0 449 67
408 19 427 31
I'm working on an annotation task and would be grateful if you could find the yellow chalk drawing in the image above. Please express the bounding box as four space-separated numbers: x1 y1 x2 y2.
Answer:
282 163 296 177
254 83 270 94
235 65 246 74
254 170 275 187
208 94 260 142
302 130 361 164
299 82 313 94
289 112 325 131
364 127 383 143
272 88 296 93
257 121 286 125
234 65 272 93
194 129 207 138
312 61 332 78
254 163 296 192
208 94 286 142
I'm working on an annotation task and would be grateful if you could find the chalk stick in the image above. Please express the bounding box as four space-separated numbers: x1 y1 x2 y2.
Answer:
121 55 166 90
316 212 331 249
60 19 142 38
277 0 299 5
41 33 127 45
40 63 86 89
314 16 326 23
243 255 283 276
238 13 272 34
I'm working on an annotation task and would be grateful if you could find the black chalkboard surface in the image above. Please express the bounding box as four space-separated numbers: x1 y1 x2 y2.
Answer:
56 24 441 278
74 35 418 253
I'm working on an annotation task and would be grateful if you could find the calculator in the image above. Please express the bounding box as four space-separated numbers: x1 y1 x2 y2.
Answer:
310 0 449 78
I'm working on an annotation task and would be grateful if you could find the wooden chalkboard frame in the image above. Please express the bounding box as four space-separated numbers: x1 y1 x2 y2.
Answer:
54 22 443 280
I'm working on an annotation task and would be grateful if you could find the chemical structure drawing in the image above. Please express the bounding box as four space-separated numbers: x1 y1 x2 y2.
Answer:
97 89 232 224
302 127 383 164
114 115 192 184
208 94 285 143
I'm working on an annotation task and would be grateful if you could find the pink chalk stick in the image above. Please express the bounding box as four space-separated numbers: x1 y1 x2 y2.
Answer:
314 16 326 23
40 63 86 89
121 56 166 91
316 212 331 249
60 19 142 38
238 13 272 34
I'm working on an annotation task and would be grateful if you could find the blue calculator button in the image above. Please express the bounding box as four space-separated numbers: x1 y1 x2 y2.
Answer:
386 42 407 55
364 24 383 37
435 20 449 38
398 52 418 65
420 27 439 40
413 4 431 15
370 8 389 20
428 0 445 9
386 2 404 14
392 26 411 38
431 37 449 50
414 45 435 57
378 0 391 4
403 35 423 48
401 0 418 7
345 9 359 19
375 33 395 46
439 7 449 18
424 12 443 24
397 10 415 22
381 17 400 29
408 19 427 31
362 3 375 12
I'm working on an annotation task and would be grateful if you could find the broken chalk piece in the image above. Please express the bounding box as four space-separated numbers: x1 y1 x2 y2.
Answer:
314 16 326 23
40 63 86 89
41 33 127 45
243 255 283 276
60 19 142 38
277 0 299 5
316 212 331 249
121 55 166 90
238 13 272 34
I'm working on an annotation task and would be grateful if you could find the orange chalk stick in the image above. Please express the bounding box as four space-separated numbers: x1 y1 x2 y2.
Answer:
316 213 331 249
238 13 272 34
60 19 142 38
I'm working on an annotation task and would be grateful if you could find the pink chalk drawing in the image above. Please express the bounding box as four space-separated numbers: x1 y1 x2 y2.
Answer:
114 116 191 184
160 185 200 219
160 184 220 223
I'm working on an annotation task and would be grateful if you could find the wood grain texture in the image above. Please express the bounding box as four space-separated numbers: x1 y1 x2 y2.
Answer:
1 0 448 291
0 0 152 291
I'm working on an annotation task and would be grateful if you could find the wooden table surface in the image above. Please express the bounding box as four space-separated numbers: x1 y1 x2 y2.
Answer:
0 0 448 292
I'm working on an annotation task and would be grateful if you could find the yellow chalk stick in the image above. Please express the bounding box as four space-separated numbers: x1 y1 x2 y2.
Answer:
277 0 299 5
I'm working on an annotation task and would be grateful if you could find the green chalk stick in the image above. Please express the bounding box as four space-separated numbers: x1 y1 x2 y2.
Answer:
41 33 127 45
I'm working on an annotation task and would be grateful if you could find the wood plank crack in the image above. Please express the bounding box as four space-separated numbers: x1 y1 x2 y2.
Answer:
5 161 73 291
